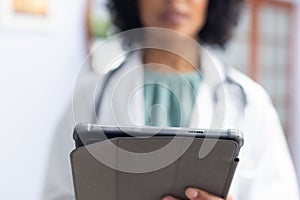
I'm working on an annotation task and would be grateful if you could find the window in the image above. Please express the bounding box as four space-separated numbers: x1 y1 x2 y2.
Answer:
212 0 295 137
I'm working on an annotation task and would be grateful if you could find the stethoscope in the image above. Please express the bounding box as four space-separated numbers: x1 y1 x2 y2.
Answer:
95 56 247 118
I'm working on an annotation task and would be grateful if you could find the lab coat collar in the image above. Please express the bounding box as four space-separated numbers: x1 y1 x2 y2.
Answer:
115 48 229 128
124 48 227 86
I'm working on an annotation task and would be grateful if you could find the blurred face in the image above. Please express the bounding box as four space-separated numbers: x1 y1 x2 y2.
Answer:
138 0 209 39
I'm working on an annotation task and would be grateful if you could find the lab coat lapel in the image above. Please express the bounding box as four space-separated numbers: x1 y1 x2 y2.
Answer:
190 49 231 129
109 52 145 126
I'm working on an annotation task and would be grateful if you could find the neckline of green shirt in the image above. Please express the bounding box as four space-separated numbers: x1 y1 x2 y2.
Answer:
143 68 203 127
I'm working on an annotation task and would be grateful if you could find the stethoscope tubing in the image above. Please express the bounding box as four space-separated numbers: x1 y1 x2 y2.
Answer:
95 60 247 118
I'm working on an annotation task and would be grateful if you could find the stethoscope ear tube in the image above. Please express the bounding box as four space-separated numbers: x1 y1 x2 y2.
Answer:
95 61 127 118
213 76 247 109
95 60 247 120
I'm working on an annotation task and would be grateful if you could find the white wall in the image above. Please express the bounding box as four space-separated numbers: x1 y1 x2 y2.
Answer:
0 0 87 199
290 0 300 188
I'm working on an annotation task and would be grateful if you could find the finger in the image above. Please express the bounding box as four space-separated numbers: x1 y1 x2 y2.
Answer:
185 188 223 200
162 195 181 200
226 195 233 200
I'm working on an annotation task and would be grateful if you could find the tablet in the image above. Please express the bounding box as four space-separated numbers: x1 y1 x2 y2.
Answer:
71 124 243 200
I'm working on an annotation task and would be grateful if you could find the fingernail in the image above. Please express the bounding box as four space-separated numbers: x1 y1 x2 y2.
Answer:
186 188 198 198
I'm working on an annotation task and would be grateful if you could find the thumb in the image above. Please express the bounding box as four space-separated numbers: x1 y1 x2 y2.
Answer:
185 188 223 200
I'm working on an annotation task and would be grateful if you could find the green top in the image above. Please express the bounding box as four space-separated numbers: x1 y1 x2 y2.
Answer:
144 68 202 127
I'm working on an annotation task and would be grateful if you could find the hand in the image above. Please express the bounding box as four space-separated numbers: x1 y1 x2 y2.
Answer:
162 188 233 200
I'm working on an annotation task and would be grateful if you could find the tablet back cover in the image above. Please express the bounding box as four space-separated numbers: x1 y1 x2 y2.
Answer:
71 137 239 200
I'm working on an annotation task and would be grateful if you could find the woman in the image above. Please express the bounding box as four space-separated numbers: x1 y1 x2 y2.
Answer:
43 0 299 199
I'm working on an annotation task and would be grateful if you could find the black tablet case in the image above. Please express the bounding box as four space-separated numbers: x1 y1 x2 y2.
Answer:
71 136 239 200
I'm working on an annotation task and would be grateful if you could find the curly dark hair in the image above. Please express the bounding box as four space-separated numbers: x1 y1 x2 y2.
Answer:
107 0 244 47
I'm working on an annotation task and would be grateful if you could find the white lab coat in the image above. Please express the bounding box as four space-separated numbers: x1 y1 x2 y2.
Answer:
42 50 299 200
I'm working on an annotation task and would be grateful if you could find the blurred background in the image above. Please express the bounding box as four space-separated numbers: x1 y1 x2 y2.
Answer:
0 0 299 199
